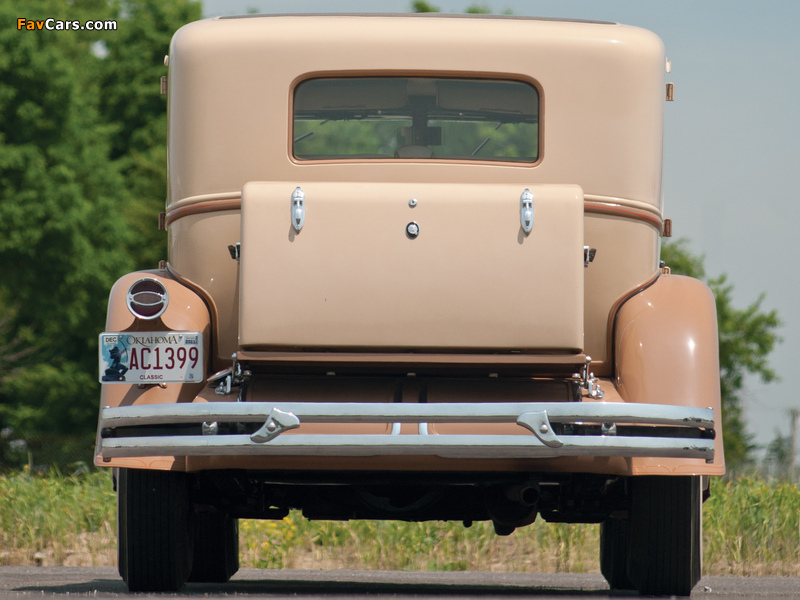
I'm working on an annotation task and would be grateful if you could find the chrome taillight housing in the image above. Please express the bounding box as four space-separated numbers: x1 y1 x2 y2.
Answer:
126 278 169 320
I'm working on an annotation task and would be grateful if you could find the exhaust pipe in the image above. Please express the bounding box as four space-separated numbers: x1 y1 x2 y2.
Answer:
504 483 541 507
485 482 541 536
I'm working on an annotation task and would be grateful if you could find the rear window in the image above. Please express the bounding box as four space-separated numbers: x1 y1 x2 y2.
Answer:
293 76 539 162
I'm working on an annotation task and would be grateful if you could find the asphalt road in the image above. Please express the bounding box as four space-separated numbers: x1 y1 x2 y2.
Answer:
1 568 799 599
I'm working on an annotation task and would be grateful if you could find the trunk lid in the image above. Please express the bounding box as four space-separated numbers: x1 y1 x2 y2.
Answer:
239 182 584 353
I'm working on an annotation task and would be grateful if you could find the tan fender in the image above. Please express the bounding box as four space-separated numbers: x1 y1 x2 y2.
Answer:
615 273 725 475
95 269 212 470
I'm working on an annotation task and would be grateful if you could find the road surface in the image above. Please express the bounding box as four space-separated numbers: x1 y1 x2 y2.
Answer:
1 567 798 599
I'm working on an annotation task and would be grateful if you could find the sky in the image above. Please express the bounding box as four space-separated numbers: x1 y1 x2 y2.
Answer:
202 0 800 455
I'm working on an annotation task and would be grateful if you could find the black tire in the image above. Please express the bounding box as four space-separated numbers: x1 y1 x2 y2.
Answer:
117 468 193 592
627 476 702 597
187 511 240 583
599 517 634 590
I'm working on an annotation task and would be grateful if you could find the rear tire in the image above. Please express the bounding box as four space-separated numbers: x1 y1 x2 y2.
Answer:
627 476 702 597
599 517 634 590
117 468 193 592
187 511 240 583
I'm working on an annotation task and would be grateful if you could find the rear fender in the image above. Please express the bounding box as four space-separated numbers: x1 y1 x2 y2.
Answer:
96 269 212 470
614 273 725 474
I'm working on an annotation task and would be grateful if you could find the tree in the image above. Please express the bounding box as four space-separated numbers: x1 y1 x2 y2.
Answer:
763 430 792 480
661 239 781 471
412 1 440 12
411 2 511 14
96 0 202 270
0 0 133 441
0 0 199 468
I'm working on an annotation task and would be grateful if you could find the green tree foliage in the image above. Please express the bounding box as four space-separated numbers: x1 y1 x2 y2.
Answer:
0 0 199 465
661 239 781 471
0 0 131 440
412 2 511 14
97 0 201 269
465 4 492 14
412 1 440 12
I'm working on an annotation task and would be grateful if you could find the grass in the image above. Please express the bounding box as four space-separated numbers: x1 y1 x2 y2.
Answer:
239 515 599 573
0 468 116 567
1 470 799 575
703 477 800 575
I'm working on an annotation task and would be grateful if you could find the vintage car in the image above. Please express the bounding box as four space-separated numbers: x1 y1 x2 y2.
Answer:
96 13 724 595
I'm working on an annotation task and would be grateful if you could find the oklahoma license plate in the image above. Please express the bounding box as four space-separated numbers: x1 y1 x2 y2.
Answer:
99 332 203 384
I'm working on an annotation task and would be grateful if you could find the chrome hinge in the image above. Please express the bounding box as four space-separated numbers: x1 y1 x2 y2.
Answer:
207 368 232 395
209 353 248 396
577 356 604 399
584 246 596 268
291 186 305 232
520 188 534 234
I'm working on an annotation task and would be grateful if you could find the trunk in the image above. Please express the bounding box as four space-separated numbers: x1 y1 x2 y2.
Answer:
239 181 584 353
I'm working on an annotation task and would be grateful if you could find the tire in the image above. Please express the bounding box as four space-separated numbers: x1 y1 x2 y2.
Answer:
187 511 240 583
599 517 634 590
627 476 702 597
117 468 193 592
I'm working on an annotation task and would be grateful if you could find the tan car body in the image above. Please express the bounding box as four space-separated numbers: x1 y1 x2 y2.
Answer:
97 14 722 477
96 14 721 594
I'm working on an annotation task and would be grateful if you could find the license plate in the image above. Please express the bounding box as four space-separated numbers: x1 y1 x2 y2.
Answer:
99 332 203 384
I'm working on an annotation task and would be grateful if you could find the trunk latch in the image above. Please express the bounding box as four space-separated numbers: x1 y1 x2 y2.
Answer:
520 188 534 234
291 186 305 232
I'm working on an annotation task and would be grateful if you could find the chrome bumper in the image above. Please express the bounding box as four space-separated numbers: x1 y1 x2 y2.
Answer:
98 402 715 462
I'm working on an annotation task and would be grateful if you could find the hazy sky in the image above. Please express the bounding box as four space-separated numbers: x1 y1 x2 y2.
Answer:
202 0 800 453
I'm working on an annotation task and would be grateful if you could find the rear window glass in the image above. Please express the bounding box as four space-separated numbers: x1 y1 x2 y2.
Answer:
293 77 539 162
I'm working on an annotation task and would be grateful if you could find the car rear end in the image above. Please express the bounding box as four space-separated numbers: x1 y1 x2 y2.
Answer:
96 14 722 595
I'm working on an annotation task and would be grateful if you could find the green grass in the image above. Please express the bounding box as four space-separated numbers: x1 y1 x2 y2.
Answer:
703 477 800 575
239 515 598 572
2 471 798 574
0 469 116 566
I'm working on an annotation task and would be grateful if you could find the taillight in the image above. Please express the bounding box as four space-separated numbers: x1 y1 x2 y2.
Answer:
126 278 169 320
